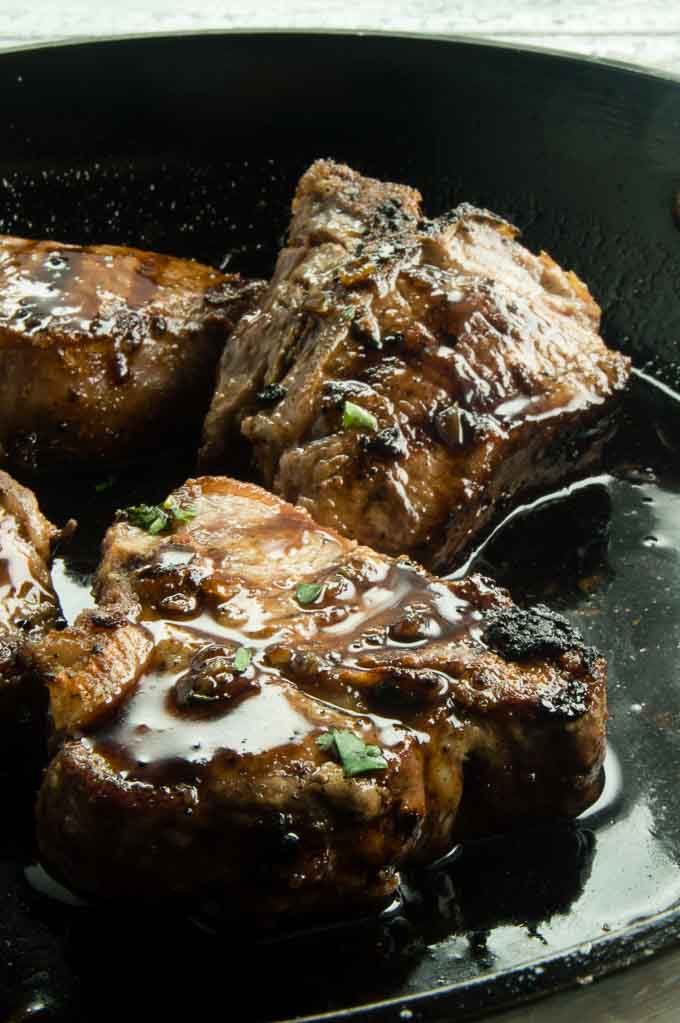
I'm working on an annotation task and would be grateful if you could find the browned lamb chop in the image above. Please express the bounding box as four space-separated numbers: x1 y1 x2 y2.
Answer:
0 470 66 743
0 237 264 471
33 476 606 918
201 160 630 572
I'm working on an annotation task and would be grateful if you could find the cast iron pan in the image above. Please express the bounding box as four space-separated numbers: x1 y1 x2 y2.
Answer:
1 31 680 1023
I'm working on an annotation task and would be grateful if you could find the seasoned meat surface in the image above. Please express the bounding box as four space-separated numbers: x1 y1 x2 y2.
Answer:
201 160 630 571
0 237 264 470
0 470 65 737
34 477 606 917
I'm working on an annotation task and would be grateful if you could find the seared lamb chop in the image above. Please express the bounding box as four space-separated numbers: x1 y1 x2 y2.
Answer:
33 477 606 918
0 470 66 743
201 160 630 571
0 237 264 471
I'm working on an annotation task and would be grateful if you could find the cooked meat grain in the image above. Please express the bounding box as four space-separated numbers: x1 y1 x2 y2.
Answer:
0 470 66 741
201 160 630 571
33 477 606 918
0 237 264 470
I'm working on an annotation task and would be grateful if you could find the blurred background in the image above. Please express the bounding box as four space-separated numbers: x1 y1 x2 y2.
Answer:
0 0 677 74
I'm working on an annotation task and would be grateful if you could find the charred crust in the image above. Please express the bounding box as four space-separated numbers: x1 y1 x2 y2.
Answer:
372 667 448 707
358 426 407 460
89 609 132 629
483 604 597 668
351 307 382 349
378 197 403 217
441 202 513 231
539 677 590 720
257 382 287 405
133 554 210 616
323 380 348 407
322 379 373 408
435 405 505 450
370 197 417 235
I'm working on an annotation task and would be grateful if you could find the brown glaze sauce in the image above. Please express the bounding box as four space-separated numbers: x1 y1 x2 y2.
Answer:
0 240 228 392
91 544 482 784
0 514 55 633
0 241 161 339
323 224 625 435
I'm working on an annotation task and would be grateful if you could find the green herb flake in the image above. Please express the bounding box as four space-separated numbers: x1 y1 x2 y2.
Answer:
342 400 378 434
315 728 388 777
315 731 336 752
163 499 197 524
122 499 197 535
295 582 323 605
123 503 170 533
233 646 252 672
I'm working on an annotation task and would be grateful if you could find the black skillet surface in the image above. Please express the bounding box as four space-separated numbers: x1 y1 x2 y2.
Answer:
1 31 680 1023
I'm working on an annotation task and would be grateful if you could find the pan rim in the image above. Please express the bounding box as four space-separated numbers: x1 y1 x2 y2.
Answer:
290 895 680 1021
0 26 679 90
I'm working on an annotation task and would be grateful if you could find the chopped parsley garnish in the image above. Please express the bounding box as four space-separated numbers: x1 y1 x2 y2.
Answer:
95 474 116 493
342 401 378 433
233 646 252 672
166 499 197 525
295 582 323 605
122 499 197 534
316 729 388 777
257 382 287 404
123 503 169 534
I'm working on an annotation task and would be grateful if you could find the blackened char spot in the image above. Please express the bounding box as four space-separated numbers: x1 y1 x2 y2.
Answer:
539 677 590 720
371 196 416 235
257 383 287 405
359 426 407 459
373 667 448 707
436 406 505 450
483 604 596 667
323 379 372 408
351 307 382 349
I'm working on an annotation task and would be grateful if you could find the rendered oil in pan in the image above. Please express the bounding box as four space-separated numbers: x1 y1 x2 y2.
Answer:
0 374 677 1023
